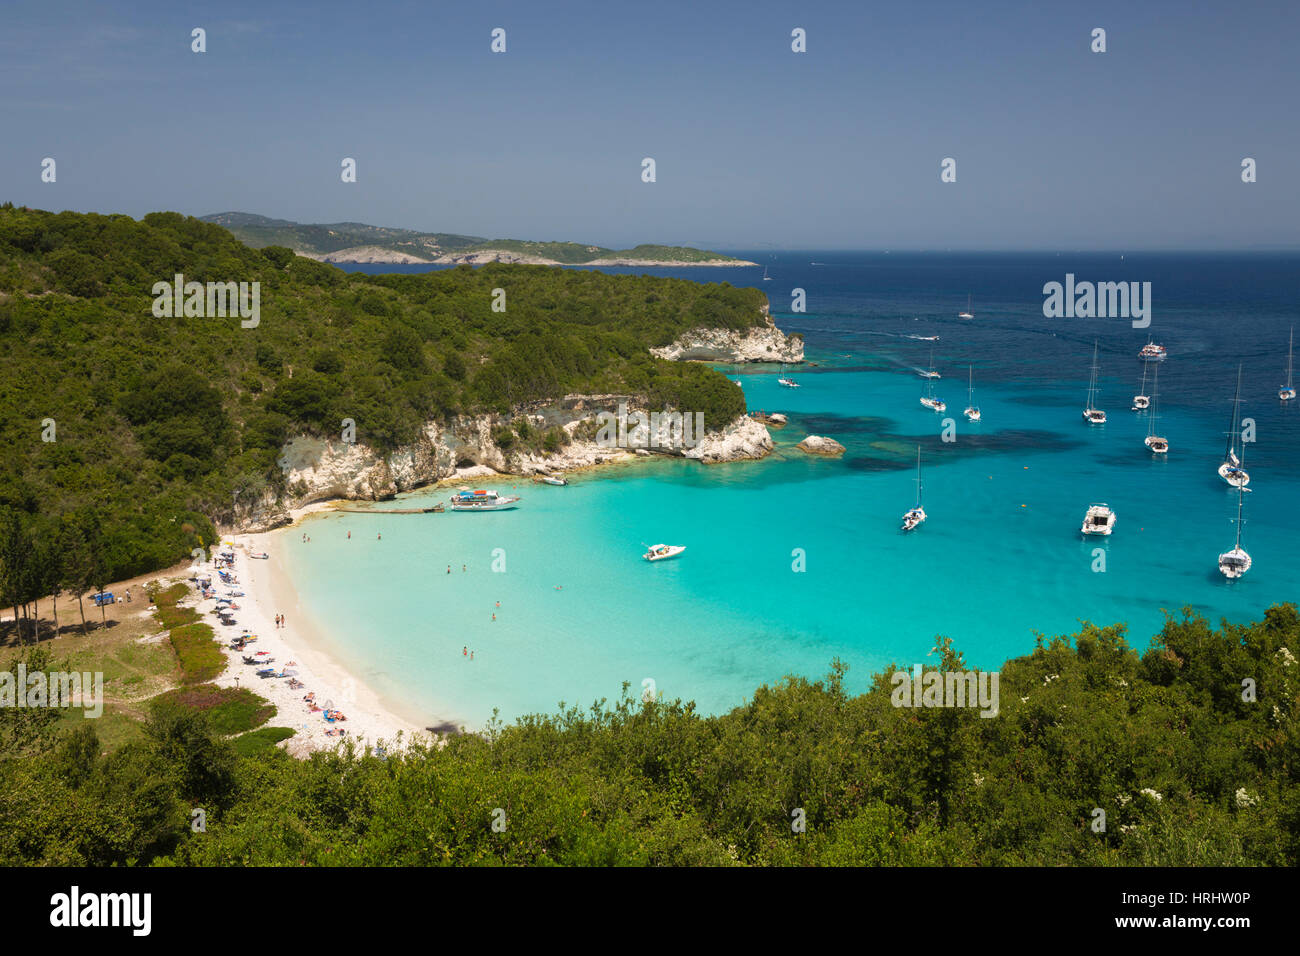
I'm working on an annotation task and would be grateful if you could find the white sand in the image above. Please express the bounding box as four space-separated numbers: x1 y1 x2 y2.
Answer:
193 515 428 756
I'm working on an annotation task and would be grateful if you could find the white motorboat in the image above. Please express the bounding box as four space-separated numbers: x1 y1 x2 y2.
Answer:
963 365 981 421
643 543 686 562
1218 479 1252 579
448 489 521 511
1280 327 1295 402
534 474 568 486
1083 341 1107 424
1218 365 1250 487
901 446 927 531
1081 503 1116 536
1144 365 1168 454
1139 339 1167 362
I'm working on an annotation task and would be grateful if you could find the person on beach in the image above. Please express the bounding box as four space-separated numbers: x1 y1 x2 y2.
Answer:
447 565 451 574
348 531 351 539
495 601 500 608
492 613 496 621
462 564 466 572
378 533 381 540
463 646 467 656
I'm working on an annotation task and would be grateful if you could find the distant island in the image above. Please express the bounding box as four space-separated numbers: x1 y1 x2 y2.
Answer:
200 212 758 267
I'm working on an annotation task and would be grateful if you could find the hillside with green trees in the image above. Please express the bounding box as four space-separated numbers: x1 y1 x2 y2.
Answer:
200 212 749 264
0 205 765 599
1 604 1296 866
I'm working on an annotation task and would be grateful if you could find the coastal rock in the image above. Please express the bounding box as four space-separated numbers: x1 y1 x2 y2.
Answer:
649 309 804 364
301 246 434 264
797 436 846 457
684 415 773 463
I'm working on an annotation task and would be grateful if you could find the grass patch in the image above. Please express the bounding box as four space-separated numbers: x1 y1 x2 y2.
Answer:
232 726 295 758
154 684 275 734
168 622 225 683
154 604 199 630
151 582 190 607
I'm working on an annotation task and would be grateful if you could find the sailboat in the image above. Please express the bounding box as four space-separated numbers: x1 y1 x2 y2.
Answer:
777 362 800 388
919 351 946 412
958 294 974 319
1218 473 1252 579
1218 365 1249 487
762 264 772 282
1082 341 1106 424
963 365 981 421
1132 360 1150 410
1281 327 1296 402
1144 364 1168 454
901 446 927 531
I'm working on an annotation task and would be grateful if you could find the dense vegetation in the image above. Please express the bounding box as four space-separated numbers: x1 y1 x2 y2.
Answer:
0 205 762 589
202 212 745 264
2 605 1295 866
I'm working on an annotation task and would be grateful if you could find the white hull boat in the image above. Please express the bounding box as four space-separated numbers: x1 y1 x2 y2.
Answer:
449 490 521 511
901 446 927 531
1081 503 1116 536
1083 340 1106 424
963 365 981 421
1281 327 1295 402
644 543 685 562
1219 366 1250 487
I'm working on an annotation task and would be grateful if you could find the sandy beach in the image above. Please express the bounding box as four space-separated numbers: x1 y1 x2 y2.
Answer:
198 507 427 756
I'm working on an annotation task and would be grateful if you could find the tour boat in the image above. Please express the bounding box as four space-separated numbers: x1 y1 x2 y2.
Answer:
963 365 981 421
1138 340 1167 362
1080 503 1116 536
1144 364 1168 454
1132 360 1150 410
1280 327 1295 402
1218 480 1252 579
1082 341 1107 424
958 294 974 319
448 489 521 511
901 446 927 531
643 543 686 562
1218 366 1250 487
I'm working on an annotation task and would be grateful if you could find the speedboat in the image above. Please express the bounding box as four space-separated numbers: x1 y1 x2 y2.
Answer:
1080 503 1116 536
534 474 568 486
918 369 941 380
448 489 521 511
643 543 685 562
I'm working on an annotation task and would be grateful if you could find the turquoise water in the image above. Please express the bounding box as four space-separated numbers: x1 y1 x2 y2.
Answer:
285 254 1300 728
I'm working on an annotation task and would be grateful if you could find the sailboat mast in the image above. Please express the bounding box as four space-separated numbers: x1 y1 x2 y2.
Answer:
915 446 923 507
1288 327 1295 388
968 364 974 402
1225 364 1243 458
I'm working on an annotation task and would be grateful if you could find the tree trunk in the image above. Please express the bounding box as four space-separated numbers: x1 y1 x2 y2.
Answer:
77 593 87 635
51 591 60 639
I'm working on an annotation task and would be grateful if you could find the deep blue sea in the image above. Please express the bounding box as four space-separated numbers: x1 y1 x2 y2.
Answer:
285 253 1300 729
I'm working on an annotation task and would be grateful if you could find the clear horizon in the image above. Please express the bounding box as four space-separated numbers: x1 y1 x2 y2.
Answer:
2 0 1297 251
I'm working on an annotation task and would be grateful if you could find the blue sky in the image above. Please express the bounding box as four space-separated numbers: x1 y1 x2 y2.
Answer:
1 0 1296 249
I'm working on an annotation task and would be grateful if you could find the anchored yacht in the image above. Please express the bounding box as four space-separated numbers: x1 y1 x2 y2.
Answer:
1080 503 1116 536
